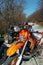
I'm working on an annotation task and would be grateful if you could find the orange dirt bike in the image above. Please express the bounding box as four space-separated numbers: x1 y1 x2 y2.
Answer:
2 29 43 65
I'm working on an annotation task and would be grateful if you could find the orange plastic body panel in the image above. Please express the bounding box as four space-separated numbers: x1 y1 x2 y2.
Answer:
6 42 24 57
19 29 30 38
6 29 35 57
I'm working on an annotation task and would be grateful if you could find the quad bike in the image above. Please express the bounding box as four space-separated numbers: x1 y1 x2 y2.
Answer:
1 29 43 65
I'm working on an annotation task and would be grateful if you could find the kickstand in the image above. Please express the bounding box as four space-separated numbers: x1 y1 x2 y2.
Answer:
33 56 39 65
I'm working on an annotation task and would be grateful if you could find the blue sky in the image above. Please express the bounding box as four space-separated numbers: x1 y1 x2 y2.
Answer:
24 0 39 17
0 0 39 17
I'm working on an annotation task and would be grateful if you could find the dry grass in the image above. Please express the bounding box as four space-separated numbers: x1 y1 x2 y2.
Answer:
30 21 43 26
36 22 43 26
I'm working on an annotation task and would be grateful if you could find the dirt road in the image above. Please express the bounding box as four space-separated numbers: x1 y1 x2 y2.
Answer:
22 23 43 65
22 51 43 65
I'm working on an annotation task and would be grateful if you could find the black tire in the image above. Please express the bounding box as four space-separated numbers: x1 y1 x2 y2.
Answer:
19 41 31 61
0 54 7 65
2 54 19 65
0 44 8 65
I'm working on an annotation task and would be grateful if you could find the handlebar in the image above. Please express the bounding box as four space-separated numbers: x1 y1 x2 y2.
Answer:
30 31 43 40
31 31 43 35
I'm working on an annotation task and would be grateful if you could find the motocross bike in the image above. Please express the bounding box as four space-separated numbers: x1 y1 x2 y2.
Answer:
2 29 43 65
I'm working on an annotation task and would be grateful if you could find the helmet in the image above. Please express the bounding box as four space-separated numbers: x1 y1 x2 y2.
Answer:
24 22 28 27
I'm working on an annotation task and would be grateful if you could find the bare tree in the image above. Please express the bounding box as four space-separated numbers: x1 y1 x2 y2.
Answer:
39 0 43 9
2 0 26 24
38 0 43 20
0 0 26 32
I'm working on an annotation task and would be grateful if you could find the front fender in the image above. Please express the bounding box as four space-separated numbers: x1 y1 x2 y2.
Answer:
6 42 24 57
